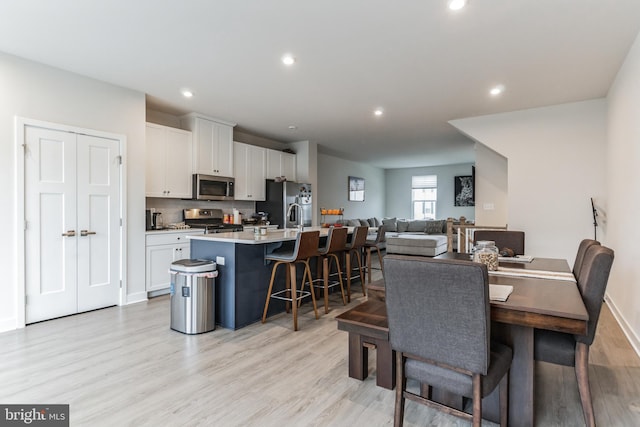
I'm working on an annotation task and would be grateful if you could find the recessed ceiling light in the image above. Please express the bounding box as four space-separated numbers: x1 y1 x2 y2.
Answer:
288 125 298 130
181 90 194 98
374 108 384 117
448 0 467 11
489 85 505 96
282 54 296 66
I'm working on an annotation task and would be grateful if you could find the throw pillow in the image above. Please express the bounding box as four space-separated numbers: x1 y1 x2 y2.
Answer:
367 218 377 227
359 219 370 226
425 220 446 234
348 219 361 227
381 217 397 232
397 220 409 232
407 220 427 232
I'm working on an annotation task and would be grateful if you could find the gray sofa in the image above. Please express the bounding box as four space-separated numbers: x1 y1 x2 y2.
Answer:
337 217 466 257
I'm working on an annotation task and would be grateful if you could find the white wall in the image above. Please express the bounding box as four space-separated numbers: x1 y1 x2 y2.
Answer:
606 32 640 354
0 52 146 332
385 163 476 221
317 154 385 221
451 99 607 263
474 143 508 227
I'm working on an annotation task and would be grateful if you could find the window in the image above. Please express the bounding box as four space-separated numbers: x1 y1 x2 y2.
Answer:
412 175 437 220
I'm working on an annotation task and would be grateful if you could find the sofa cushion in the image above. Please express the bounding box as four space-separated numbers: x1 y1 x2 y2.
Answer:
359 219 370 226
397 220 409 232
387 234 447 248
407 220 427 232
382 217 397 232
425 220 446 234
347 219 361 227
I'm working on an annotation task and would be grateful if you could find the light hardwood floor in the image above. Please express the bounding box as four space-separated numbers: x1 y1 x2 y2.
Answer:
2 264 639 426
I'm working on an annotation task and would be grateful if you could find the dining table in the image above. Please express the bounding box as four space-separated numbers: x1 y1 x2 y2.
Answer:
434 252 588 426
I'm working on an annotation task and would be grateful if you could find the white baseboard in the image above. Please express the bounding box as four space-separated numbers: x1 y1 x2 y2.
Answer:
0 317 19 333
124 291 148 305
605 293 640 358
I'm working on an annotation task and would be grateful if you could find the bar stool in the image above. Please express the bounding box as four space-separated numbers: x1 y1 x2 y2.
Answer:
344 225 368 302
364 225 386 284
312 226 348 314
261 230 320 331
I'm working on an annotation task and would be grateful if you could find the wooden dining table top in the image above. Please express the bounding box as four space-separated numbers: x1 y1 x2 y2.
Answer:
433 252 588 334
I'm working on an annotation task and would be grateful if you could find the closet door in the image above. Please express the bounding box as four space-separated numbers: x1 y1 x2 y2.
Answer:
25 126 121 323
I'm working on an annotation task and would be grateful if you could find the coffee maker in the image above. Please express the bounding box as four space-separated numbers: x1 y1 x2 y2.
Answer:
146 209 163 230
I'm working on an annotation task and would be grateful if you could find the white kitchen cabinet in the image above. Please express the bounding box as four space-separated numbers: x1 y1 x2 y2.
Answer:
145 230 204 293
181 113 235 177
234 142 266 201
266 149 297 182
145 123 193 198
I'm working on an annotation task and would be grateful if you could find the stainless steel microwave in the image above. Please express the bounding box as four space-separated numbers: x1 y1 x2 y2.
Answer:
192 174 235 201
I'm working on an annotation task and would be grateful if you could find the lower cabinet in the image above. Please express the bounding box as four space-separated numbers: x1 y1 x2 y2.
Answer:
145 230 204 293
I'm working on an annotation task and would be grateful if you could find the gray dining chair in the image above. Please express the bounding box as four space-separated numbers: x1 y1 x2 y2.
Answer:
384 254 512 427
572 239 600 279
473 230 525 255
534 244 614 427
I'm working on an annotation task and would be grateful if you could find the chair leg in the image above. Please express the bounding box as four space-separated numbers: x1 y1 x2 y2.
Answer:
322 256 329 314
302 260 319 320
376 246 384 276
575 342 596 427
289 263 298 331
262 261 283 323
366 247 372 284
354 249 367 297
499 371 508 427
394 352 406 427
330 253 347 305
345 251 352 303
472 373 482 427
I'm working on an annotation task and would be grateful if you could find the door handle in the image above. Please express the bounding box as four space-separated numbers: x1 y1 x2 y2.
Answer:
80 230 97 236
61 230 76 237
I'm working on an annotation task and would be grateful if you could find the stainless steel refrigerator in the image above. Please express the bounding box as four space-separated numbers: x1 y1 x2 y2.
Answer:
256 180 312 229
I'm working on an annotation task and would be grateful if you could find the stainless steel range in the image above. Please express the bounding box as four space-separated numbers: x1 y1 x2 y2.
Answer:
183 209 243 234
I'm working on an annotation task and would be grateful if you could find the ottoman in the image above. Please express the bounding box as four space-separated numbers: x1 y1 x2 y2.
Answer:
385 234 448 257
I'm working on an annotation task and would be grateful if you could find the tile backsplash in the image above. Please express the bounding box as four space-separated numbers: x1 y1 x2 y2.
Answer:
146 198 256 225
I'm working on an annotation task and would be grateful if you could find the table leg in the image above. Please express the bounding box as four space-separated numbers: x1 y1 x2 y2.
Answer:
348 333 368 381
375 338 396 390
490 323 534 427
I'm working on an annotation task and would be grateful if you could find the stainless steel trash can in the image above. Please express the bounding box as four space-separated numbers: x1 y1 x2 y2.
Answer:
170 259 217 334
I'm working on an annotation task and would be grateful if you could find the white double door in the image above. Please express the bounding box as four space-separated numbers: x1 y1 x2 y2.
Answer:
25 126 121 324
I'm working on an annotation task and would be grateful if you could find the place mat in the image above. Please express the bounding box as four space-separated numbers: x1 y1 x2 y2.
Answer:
489 266 576 282
489 284 513 301
498 255 534 263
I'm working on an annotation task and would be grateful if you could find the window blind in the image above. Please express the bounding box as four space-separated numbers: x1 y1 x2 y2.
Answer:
412 175 437 188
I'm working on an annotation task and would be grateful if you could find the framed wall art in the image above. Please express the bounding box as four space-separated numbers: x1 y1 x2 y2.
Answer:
348 176 365 201
454 175 474 206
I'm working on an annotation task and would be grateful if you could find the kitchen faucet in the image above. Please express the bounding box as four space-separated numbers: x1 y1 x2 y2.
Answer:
286 203 304 231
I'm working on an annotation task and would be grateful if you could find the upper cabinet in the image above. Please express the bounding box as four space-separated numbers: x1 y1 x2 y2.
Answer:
234 142 266 201
145 123 193 198
180 113 235 177
266 149 297 182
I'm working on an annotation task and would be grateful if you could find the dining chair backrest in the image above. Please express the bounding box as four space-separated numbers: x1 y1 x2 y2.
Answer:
384 255 490 374
373 225 386 244
293 230 321 260
348 226 369 249
575 244 614 345
474 230 525 255
572 239 600 279
322 226 348 254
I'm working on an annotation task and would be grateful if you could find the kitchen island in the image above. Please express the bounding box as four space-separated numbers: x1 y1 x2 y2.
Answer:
189 227 348 329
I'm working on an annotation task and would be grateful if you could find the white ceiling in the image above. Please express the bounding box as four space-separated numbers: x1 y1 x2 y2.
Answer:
1 1 639 168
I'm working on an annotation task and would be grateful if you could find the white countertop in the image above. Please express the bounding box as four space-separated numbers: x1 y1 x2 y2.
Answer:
188 226 353 245
145 228 204 235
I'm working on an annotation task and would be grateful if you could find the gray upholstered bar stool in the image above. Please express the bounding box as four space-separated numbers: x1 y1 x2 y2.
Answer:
344 225 368 302
364 225 386 284
261 230 320 331
311 226 348 314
